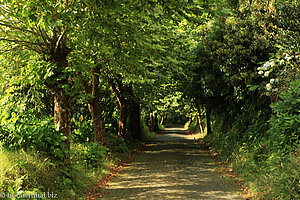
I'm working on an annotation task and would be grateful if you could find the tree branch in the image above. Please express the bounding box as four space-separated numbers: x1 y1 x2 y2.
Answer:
37 26 52 43
0 22 38 36
55 27 67 52
0 38 44 46
0 38 46 54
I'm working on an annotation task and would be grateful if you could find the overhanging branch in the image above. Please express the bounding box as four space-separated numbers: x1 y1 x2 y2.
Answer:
0 22 39 36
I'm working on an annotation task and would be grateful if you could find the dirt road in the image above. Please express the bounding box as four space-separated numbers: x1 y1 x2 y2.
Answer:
101 127 242 199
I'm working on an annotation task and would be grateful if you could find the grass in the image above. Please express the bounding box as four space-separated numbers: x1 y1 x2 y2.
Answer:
203 137 300 200
0 144 121 199
0 121 158 200
0 147 62 198
0 131 151 200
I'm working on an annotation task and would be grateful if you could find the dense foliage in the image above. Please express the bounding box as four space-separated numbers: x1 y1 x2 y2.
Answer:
181 1 299 199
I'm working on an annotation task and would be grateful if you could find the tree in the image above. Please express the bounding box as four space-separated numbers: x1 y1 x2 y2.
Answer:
0 0 78 153
76 67 106 144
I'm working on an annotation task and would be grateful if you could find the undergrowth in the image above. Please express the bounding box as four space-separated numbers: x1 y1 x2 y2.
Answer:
0 143 114 199
0 120 155 199
203 79 300 199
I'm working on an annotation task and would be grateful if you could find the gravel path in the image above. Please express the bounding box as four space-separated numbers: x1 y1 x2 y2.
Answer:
101 127 242 199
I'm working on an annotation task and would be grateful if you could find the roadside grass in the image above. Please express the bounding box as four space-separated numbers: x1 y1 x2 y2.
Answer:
0 147 61 198
0 130 151 200
0 143 122 199
201 135 300 200
229 148 300 200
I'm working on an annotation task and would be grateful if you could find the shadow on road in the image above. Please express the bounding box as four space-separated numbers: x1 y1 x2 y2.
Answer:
101 127 241 199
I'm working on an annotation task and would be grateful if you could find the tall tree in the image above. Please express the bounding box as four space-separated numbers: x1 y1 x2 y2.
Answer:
76 67 106 145
0 0 76 152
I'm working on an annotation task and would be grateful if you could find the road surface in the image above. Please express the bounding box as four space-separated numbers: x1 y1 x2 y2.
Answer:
101 127 242 199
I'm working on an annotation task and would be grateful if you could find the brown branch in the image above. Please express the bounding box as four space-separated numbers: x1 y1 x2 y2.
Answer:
0 26 9 36
38 27 52 43
55 27 67 51
22 44 44 54
0 22 38 36
0 46 19 54
0 38 45 54
0 38 44 46
30 27 51 49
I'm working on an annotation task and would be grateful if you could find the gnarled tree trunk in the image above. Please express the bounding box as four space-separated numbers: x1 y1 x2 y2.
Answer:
52 87 71 151
45 32 72 156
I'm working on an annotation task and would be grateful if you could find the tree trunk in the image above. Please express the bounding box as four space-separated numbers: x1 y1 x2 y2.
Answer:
76 68 106 145
150 113 154 132
206 106 212 135
129 97 141 140
109 77 128 137
52 88 71 151
195 104 204 133
46 36 72 157
160 112 167 125
154 113 159 132
88 99 106 145
118 100 128 137
89 68 106 144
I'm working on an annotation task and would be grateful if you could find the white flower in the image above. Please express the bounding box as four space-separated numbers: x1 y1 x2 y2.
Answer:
263 62 270 70
270 78 275 84
257 67 261 71
264 71 270 77
285 54 292 60
258 70 264 75
270 61 275 67
273 88 279 92
266 83 272 90
280 60 285 65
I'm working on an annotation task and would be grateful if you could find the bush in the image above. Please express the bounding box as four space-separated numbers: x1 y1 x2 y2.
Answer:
71 117 94 143
206 79 300 199
141 120 156 141
107 134 129 153
0 117 68 161
267 79 300 152
79 142 109 168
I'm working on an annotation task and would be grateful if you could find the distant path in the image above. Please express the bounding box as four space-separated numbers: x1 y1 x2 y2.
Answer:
101 127 242 199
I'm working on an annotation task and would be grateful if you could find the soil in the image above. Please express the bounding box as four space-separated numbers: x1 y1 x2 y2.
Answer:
100 127 242 199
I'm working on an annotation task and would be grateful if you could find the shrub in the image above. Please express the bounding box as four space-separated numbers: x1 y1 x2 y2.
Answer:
0 117 68 161
107 134 129 153
267 79 300 152
79 142 109 168
71 117 94 143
